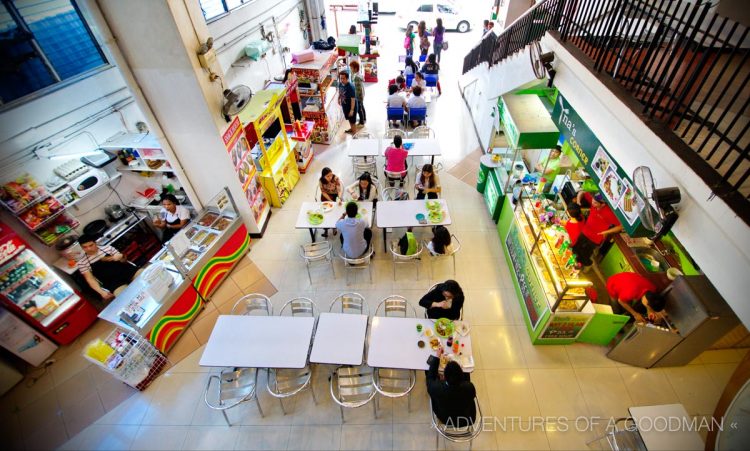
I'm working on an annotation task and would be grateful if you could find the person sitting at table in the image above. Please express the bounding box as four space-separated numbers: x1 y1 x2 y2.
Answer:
607 271 667 324
404 56 420 75
76 234 139 302
384 135 408 187
427 225 453 255
397 227 418 255
427 355 475 426
152 194 190 243
409 72 426 92
415 163 441 199
319 167 343 238
395 75 407 92
407 86 427 128
345 172 379 204
419 280 464 320
387 84 408 128
336 202 372 258
421 53 442 95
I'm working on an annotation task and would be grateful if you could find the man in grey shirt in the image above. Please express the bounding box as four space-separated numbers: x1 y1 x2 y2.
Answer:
336 202 372 258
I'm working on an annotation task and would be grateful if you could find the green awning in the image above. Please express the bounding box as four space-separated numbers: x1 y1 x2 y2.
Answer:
500 94 560 149
337 34 361 55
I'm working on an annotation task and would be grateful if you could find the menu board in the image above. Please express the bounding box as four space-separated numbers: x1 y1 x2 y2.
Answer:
552 93 648 236
540 312 591 339
222 117 266 216
505 220 547 330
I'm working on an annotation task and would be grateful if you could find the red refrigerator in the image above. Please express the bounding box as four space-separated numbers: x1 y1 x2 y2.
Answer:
0 222 98 345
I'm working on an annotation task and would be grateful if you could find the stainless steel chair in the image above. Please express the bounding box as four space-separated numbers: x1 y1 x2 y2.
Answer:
204 367 263 425
410 125 435 139
353 158 378 179
266 366 316 415
389 240 424 280
384 128 406 140
382 187 409 201
430 397 482 449
279 297 319 317
373 367 417 412
421 283 464 320
329 292 369 316
354 130 374 139
299 242 335 284
423 234 461 278
586 417 647 451
330 364 376 422
375 295 417 317
231 293 273 316
338 246 374 285
384 168 409 188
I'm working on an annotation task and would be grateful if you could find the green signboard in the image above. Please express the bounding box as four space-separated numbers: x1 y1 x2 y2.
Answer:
540 312 591 340
499 95 560 150
551 93 648 236
505 220 548 329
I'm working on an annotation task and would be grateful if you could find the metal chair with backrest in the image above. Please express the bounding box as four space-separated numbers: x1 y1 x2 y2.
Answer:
383 128 406 140
352 130 377 177
384 168 409 188
375 295 417 318
422 282 464 321
300 241 335 284
279 297 319 317
389 239 424 280
586 417 646 451
330 364 377 422
231 293 273 316
338 245 375 285
329 292 369 316
410 125 435 139
423 234 461 279
382 187 410 201
204 367 264 425
430 397 483 449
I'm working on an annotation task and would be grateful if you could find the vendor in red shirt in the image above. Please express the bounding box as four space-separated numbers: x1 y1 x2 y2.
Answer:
564 202 585 245
572 191 623 266
607 272 666 323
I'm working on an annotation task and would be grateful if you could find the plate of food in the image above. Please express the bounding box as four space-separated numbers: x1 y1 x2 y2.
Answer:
321 201 334 212
307 210 324 225
429 337 440 351
434 318 454 338
428 209 443 223
425 200 441 211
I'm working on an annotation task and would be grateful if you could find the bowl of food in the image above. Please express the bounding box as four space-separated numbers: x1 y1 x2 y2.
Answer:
434 318 454 338
321 201 334 212
428 209 443 223
307 210 324 225
425 200 441 211
417 340 425 349
429 338 440 350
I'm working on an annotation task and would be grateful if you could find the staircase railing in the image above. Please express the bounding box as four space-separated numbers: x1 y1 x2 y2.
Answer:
463 0 750 223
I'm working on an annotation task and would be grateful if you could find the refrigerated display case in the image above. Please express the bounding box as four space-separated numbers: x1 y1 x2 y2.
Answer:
501 186 597 344
0 222 98 345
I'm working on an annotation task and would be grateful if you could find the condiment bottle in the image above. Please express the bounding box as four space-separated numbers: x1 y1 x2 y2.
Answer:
446 335 453 348
452 339 460 354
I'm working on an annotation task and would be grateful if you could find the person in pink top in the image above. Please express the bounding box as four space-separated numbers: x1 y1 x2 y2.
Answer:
384 135 408 187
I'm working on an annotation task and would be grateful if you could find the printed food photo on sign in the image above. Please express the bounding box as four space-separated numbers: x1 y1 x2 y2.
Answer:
237 160 252 189
591 146 617 179
599 166 626 206
617 178 645 225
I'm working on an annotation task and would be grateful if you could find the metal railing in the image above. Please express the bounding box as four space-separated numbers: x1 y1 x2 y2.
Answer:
464 0 750 221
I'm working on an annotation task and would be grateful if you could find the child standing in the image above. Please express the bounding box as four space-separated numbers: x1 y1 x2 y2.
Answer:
349 60 366 126
404 24 415 58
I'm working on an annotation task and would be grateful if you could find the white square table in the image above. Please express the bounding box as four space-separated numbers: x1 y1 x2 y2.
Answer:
199 315 315 369
367 316 474 372
310 312 368 365
346 138 381 157
628 404 704 450
381 138 441 165
375 199 451 252
295 201 374 242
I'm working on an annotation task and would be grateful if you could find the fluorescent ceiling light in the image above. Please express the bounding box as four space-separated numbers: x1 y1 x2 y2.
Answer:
37 148 103 160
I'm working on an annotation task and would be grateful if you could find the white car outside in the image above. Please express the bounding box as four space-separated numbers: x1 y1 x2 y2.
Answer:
396 1 472 33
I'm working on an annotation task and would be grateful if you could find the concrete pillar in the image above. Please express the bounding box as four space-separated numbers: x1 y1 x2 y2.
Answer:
88 0 264 234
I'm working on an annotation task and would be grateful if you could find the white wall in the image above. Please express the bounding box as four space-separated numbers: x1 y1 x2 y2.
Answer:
539 35 750 327
208 0 308 93
0 67 148 261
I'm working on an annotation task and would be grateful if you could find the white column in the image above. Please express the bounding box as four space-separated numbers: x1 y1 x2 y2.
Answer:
88 0 263 233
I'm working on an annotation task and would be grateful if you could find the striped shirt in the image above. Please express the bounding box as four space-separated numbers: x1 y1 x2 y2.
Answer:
76 244 119 273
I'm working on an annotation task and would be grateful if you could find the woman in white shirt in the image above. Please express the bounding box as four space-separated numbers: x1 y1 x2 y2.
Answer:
410 72 427 92
345 172 379 203
153 194 190 242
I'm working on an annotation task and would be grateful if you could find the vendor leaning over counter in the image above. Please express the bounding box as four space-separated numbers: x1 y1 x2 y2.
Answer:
152 194 190 242
571 191 623 268
606 271 667 324
77 234 138 302
534 145 563 179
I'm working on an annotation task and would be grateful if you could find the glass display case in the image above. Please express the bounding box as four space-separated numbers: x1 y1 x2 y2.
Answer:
151 187 240 277
513 185 592 312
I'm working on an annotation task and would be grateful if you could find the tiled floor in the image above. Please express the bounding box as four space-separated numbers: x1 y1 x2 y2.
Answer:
1 17 746 451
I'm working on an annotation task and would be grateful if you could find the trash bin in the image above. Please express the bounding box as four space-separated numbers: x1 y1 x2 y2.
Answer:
476 161 490 193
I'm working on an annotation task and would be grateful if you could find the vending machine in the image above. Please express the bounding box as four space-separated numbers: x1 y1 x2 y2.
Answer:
0 222 98 345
